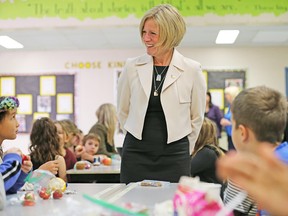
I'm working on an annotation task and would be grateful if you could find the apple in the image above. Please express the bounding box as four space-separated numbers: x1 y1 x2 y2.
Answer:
23 192 36 206
38 187 51 200
22 154 28 164
53 189 63 199
24 191 35 201
22 200 35 206
102 157 112 166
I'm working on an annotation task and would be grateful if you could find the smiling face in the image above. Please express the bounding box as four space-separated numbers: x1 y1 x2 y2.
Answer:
0 109 19 143
84 138 99 156
142 18 162 57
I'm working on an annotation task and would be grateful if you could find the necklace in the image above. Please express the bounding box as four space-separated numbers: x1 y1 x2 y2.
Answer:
153 66 168 96
154 65 168 81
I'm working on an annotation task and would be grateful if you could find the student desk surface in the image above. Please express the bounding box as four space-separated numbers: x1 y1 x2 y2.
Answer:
0 183 178 216
66 163 121 183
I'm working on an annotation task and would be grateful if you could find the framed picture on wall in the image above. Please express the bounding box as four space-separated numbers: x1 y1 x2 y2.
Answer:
209 89 224 110
0 77 15 96
40 76 56 96
57 93 73 114
17 94 33 115
225 78 243 89
37 95 51 112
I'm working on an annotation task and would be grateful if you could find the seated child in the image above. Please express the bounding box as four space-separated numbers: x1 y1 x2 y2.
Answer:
54 120 77 170
222 86 288 215
59 119 84 160
191 117 225 184
81 133 108 163
0 96 33 195
29 117 67 182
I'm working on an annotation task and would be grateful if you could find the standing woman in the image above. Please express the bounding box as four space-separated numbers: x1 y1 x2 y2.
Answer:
88 103 118 157
117 4 206 184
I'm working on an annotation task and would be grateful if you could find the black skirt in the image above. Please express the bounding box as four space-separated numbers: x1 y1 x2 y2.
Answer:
120 67 190 184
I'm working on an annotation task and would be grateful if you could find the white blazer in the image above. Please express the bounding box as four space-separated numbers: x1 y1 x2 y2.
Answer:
117 49 206 153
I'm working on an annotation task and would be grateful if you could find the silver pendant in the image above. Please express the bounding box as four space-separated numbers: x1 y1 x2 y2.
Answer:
156 74 161 81
154 90 158 96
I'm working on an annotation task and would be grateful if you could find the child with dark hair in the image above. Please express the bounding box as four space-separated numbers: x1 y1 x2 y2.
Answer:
29 117 67 182
0 96 33 195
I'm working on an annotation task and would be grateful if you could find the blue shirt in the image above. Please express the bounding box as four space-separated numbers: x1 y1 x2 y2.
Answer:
224 106 232 136
258 141 288 215
275 141 288 163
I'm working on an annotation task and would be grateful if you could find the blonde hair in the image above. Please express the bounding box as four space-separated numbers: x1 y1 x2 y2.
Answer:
96 103 117 145
54 120 69 148
192 118 224 157
139 4 186 51
224 86 241 101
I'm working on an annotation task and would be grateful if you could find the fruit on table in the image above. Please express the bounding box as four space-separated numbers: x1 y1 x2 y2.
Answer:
52 189 63 199
23 192 36 206
38 187 51 200
102 157 112 166
75 161 86 170
48 177 66 192
21 154 28 164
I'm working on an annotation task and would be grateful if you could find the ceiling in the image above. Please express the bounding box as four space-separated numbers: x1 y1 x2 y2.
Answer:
0 24 288 51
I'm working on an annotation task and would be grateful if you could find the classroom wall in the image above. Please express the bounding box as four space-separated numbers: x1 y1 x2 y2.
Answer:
0 46 287 153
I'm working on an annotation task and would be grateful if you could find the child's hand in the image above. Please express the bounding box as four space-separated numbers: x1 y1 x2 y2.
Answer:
21 155 33 173
75 145 85 158
4 147 22 156
39 160 59 175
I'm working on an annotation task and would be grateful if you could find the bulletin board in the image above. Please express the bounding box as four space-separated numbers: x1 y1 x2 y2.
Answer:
0 74 75 133
203 69 246 111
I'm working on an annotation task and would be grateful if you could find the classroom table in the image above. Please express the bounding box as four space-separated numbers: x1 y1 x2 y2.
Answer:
0 183 126 216
67 163 121 183
0 183 178 216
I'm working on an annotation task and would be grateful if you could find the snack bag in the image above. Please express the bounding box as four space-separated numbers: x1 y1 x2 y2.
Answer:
173 176 231 216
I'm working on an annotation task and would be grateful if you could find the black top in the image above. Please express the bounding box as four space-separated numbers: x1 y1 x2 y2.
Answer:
190 145 222 184
120 66 190 184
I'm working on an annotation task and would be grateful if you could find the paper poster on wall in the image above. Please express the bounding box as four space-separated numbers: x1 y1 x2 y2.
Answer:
0 77 15 96
209 89 224 110
225 78 243 89
16 114 26 132
40 76 56 96
33 112 50 120
37 95 51 112
57 93 73 114
17 94 33 114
